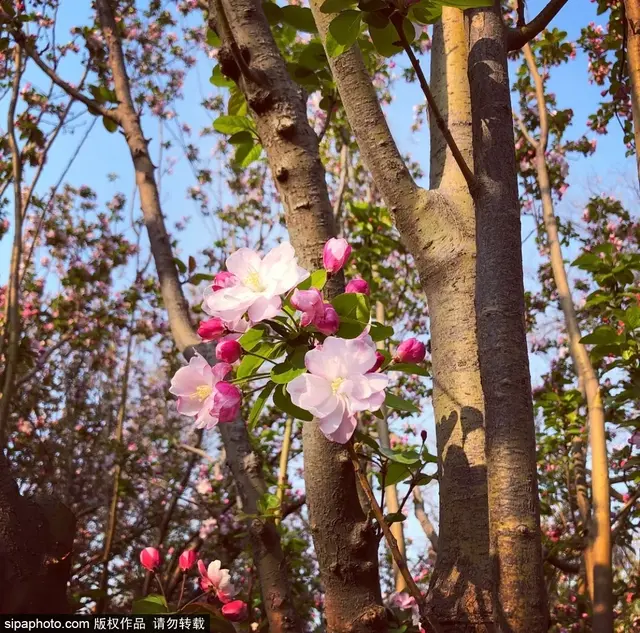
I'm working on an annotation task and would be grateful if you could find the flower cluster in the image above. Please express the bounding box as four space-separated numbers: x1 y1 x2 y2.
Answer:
138 547 248 622
170 238 426 444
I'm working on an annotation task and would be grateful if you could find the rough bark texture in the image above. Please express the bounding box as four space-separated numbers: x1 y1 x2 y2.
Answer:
92 2 301 627
311 3 493 630
625 0 640 187
523 44 612 631
467 5 546 632
208 2 386 630
0 455 75 613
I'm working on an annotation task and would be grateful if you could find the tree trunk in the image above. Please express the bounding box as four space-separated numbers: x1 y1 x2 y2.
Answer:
208 2 387 629
91 2 302 628
467 5 546 632
624 0 640 186
523 43 612 631
310 4 493 629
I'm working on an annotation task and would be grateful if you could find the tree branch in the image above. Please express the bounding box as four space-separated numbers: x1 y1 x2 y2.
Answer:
391 15 476 190
413 486 439 552
505 0 571 51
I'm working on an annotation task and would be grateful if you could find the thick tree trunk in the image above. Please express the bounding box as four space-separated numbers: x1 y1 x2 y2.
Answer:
0 455 75 613
310 4 493 629
93 2 301 628
207 2 387 630
523 43 612 631
624 0 640 186
467 5 546 632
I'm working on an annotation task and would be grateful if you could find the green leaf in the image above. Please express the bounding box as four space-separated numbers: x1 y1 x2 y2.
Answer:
321 0 357 12
132 595 168 614
438 0 493 7
248 381 276 430
409 4 442 24
331 292 371 322
413 472 434 485
239 325 268 351
354 429 381 453
385 392 420 414
333 317 367 339
187 273 215 286
236 342 285 379
210 64 235 88
380 447 420 465
369 321 394 342
572 252 606 271
228 90 248 116
299 41 329 70
329 10 362 48
579 326 623 345
173 257 187 274
385 511 407 524
228 131 254 145
624 305 640 330
271 362 306 384
103 116 118 133
206 28 221 47
214 115 255 135
273 384 313 421
297 269 328 291
257 492 281 515
326 31 349 57
281 6 318 33
383 462 412 487
234 142 262 167
390 362 429 377
262 1 284 24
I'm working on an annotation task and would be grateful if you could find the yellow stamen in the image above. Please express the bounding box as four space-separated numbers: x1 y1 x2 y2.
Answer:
331 377 344 394
244 271 266 292
195 384 213 401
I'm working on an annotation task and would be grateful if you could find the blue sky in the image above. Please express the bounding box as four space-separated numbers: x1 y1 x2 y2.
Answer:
0 0 636 585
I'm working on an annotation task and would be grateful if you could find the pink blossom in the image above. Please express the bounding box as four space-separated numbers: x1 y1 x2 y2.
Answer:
287 336 388 443
212 271 238 291
369 351 385 372
345 278 370 295
395 338 426 363
197 559 235 599
216 339 242 363
198 317 227 341
203 243 309 323
323 238 352 273
139 547 161 571
312 303 340 335
169 355 241 429
291 288 324 325
179 550 197 572
221 600 248 621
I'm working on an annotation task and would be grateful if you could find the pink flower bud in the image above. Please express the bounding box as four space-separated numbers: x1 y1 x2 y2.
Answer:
198 317 227 341
216 339 242 363
314 303 340 335
395 338 426 363
421 430 427 442
291 288 323 313
212 271 238 291
213 382 242 423
345 278 370 295
178 550 197 572
221 600 248 622
323 238 352 273
369 351 384 372
139 547 161 571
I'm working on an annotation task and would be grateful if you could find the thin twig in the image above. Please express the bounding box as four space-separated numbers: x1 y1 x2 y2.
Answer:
275 417 293 526
392 15 476 191
505 0 570 51
347 442 442 633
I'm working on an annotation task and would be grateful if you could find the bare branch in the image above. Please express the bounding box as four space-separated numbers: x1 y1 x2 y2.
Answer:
506 0 571 51
413 486 439 552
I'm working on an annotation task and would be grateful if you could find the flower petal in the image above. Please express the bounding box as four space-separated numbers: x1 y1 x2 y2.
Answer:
288 374 339 418
247 295 281 323
325 413 357 444
316 399 348 435
225 248 262 280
